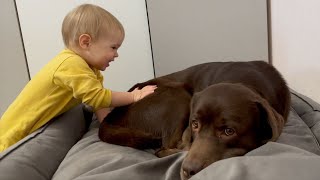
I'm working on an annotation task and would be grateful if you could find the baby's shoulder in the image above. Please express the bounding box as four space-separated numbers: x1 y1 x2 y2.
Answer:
55 54 89 71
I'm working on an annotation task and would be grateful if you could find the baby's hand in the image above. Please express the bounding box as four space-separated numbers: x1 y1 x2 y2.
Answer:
132 85 157 102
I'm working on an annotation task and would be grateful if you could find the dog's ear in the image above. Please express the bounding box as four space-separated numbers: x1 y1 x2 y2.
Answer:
255 96 285 142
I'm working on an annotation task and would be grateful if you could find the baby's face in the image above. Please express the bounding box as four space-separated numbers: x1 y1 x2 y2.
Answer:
85 33 124 71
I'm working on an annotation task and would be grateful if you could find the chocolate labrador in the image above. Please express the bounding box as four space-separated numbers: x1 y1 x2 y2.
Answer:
99 61 290 180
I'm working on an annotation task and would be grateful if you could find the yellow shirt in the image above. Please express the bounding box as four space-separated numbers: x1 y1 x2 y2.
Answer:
0 49 112 152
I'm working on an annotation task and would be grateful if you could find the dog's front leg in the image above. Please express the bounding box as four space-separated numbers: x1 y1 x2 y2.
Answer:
155 148 184 157
177 126 192 150
155 126 192 158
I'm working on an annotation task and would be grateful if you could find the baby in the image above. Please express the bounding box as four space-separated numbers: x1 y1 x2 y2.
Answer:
0 4 156 152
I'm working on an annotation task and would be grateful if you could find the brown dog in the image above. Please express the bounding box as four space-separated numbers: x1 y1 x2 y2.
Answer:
99 61 290 180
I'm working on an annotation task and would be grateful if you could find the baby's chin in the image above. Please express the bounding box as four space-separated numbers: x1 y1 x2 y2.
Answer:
100 67 107 71
100 64 110 71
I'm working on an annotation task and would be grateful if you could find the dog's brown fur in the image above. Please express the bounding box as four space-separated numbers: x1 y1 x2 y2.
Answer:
99 61 290 180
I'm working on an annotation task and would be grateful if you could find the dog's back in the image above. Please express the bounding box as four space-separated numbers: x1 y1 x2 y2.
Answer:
158 61 290 119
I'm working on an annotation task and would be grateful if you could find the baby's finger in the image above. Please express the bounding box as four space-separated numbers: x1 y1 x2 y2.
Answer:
146 85 157 90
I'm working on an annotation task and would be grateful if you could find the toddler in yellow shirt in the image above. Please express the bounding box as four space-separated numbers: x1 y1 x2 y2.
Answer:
0 4 156 152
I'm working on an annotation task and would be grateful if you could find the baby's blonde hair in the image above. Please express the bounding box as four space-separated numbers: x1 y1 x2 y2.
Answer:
62 4 124 48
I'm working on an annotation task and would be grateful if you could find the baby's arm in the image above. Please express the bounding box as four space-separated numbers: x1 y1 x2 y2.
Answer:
53 57 156 121
96 108 113 122
110 85 157 107
95 85 157 122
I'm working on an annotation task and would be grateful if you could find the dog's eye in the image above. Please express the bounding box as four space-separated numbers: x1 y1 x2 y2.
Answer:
224 128 235 136
191 120 199 129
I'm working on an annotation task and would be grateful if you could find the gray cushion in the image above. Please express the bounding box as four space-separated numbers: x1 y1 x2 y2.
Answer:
0 105 88 180
276 108 320 155
290 90 320 144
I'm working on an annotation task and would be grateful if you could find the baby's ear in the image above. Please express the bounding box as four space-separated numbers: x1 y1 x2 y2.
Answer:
78 34 92 48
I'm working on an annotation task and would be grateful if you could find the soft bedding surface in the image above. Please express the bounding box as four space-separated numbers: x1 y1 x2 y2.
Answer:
1 91 320 180
0 105 87 180
52 91 320 180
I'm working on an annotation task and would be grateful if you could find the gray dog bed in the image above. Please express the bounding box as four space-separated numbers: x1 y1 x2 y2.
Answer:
1 90 320 180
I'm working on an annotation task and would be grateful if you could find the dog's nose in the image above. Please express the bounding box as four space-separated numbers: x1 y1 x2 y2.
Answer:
181 160 203 179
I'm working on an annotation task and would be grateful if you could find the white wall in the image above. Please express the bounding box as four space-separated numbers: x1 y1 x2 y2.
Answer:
147 0 268 76
16 0 154 91
0 0 30 116
271 0 320 103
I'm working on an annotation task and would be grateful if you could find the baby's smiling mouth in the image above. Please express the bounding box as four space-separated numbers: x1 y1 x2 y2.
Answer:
105 60 114 67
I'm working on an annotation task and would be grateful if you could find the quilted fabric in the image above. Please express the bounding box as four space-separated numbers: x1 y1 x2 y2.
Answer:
0 105 88 180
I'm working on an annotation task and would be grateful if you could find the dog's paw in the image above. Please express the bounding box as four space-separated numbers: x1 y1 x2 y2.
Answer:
155 148 183 158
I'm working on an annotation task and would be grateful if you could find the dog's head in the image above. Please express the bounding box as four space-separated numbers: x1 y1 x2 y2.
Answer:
181 83 285 180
